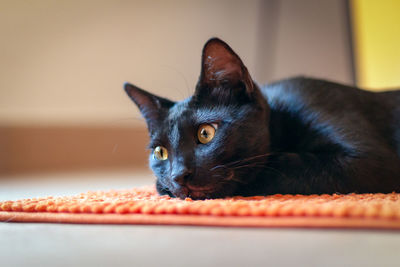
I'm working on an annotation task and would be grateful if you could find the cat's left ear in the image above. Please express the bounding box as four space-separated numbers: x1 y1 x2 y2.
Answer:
197 38 254 95
124 83 174 131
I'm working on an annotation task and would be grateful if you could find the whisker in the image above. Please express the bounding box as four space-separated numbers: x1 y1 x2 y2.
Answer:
231 163 260 170
228 161 289 181
210 164 227 171
208 152 288 184
229 177 248 184
226 152 272 167
209 152 274 172
209 153 269 172
212 170 250 185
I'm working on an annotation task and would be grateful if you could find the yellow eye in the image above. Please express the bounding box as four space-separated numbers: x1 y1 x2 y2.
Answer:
154 146 168 160
197 124 217 144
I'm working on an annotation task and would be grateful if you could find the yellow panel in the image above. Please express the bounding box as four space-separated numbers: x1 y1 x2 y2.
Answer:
351 0 400 90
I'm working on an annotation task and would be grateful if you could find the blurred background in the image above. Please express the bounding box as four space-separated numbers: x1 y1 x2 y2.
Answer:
0 0 399 183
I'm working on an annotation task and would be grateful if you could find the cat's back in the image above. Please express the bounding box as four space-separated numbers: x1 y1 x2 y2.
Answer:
262 76 400 121
262 76 398 111
261 77 400 156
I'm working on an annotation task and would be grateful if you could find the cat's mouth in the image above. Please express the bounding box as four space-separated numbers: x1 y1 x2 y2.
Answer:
158 169 239 200
187 190 209 200
161 183 216 200
164 173 237 200
167 186 212 200
186 183 215 192
186 184 216 200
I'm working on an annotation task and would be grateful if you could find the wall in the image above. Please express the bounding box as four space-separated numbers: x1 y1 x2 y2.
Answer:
264 0 353 85
0 0 262 126
0 0 354 127
0 0 354 175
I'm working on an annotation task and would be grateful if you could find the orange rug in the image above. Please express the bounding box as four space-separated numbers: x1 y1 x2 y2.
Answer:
1 186 400 229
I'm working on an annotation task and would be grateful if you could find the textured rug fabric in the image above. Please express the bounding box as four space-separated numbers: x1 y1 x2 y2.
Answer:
1 186 400 229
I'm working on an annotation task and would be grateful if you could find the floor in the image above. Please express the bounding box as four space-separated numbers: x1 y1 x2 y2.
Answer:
1 170 400 267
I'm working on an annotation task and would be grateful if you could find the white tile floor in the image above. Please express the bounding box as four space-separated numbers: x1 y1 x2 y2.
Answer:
1 170 400 267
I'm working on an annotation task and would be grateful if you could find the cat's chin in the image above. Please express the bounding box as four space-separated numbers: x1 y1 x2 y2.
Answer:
188 191 207 200
170 187 209 200
157 184 196 199
156 179 237 200
161 186 217 200
175 187 233 200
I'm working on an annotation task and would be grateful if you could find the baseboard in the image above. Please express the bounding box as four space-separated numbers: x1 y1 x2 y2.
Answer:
0 125 150 176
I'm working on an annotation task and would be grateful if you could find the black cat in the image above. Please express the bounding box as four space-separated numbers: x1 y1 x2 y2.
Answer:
125 38 400 199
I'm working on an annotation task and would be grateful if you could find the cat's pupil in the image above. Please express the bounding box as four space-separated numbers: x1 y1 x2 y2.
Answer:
201 129 208 138
154 146 168 160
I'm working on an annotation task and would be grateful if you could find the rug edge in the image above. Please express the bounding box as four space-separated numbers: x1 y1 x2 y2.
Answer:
1 212 400 230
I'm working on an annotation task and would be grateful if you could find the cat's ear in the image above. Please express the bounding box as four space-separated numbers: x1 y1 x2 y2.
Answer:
197 38 254 95
124 83 174 130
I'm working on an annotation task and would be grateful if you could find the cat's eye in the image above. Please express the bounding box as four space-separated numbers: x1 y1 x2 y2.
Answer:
154 146 168 160
197 123 217 144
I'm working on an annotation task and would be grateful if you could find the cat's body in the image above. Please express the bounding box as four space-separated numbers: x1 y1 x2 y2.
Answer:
244 77 400 196
125 38 400 199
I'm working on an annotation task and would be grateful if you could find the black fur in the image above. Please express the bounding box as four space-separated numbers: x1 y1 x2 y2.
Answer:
125 38 400 199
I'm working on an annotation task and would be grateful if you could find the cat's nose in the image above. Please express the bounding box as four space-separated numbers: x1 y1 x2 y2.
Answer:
171 169 192 186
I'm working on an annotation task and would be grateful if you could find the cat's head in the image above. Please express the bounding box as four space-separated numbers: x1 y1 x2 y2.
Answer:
125 38 270 199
